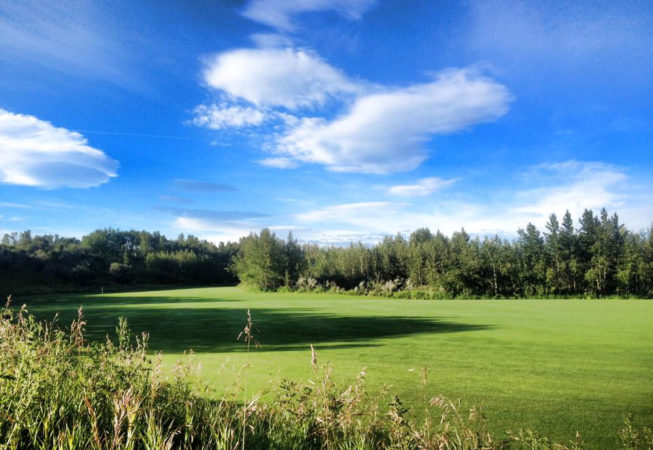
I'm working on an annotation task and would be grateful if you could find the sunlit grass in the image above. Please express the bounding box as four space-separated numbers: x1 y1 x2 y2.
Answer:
23 287 653 448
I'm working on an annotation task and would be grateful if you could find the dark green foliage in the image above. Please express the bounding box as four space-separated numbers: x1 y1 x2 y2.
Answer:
1 208 651 297
0 229 238 294
233 229 300 291
231 209 651 298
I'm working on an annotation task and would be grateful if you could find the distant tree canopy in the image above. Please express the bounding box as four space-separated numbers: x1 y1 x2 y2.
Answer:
233 230 304 291
0 229 238 293
1 208 651 297
233 208 652 297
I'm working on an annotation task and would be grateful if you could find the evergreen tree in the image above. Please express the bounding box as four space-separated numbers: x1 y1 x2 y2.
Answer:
544 214 563 294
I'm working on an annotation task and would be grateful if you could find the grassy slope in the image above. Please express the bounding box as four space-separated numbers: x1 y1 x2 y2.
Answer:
21 287 653 448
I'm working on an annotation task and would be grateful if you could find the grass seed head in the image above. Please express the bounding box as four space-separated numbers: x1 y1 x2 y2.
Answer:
310 344 318 372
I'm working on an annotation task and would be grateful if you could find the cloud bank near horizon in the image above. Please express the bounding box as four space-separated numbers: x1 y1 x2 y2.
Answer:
162 161 650 246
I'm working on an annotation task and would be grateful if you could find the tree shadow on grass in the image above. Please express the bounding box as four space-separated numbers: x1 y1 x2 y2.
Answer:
26 299 492 354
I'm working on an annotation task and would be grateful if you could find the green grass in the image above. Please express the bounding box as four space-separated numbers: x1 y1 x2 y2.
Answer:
20 287 653 448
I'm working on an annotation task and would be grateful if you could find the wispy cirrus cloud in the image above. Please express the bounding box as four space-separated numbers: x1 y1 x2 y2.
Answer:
388 177 458 197
0 0 138 86
0 108 118 188
257 157 299 169
0 202 31 209
295 202 401 224
158 206 268 223
241 0 377 32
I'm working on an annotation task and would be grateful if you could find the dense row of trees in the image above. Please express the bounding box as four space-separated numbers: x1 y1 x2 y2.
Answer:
234 209 653 297
0 229 238 292
1 208 651 297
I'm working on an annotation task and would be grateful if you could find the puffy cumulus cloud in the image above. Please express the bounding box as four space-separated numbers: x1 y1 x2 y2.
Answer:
196 45 510 174
388 177 458 196
276 69 511 173
203 47 360 110
241 0 377 32
0 108 118 188
191 104 268 129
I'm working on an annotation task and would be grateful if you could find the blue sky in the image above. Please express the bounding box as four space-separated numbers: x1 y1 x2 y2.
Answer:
1 0 651 244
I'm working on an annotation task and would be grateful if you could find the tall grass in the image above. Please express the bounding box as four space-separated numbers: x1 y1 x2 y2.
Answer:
1 296 651 449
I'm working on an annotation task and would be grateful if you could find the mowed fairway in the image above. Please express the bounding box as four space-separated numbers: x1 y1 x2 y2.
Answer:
23 287 652 448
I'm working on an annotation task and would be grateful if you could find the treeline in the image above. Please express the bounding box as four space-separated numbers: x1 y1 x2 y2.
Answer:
235 209 653 298
1 208 651 297
0 229 238 293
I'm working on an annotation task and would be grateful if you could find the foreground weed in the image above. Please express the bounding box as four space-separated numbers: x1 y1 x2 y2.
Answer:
237 308 261 450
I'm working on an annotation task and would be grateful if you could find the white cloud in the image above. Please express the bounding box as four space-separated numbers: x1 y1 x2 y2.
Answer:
158 161 649 246
296 201 401 224
203 48 360 110
197 45 510 175
241 0 377 32
175 217 254 244
159 207 267 222
191 104 268 129
162 207 268 243
388 177 458 196
258 157 299 169
171 208 276 244
510 161 630 223
0 108 118 188
276 69 511 173
290 161 651 243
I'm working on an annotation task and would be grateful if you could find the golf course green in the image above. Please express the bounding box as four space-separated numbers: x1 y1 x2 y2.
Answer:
21 287 653 448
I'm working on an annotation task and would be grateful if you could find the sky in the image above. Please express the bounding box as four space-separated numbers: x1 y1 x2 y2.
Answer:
0 0 652 244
